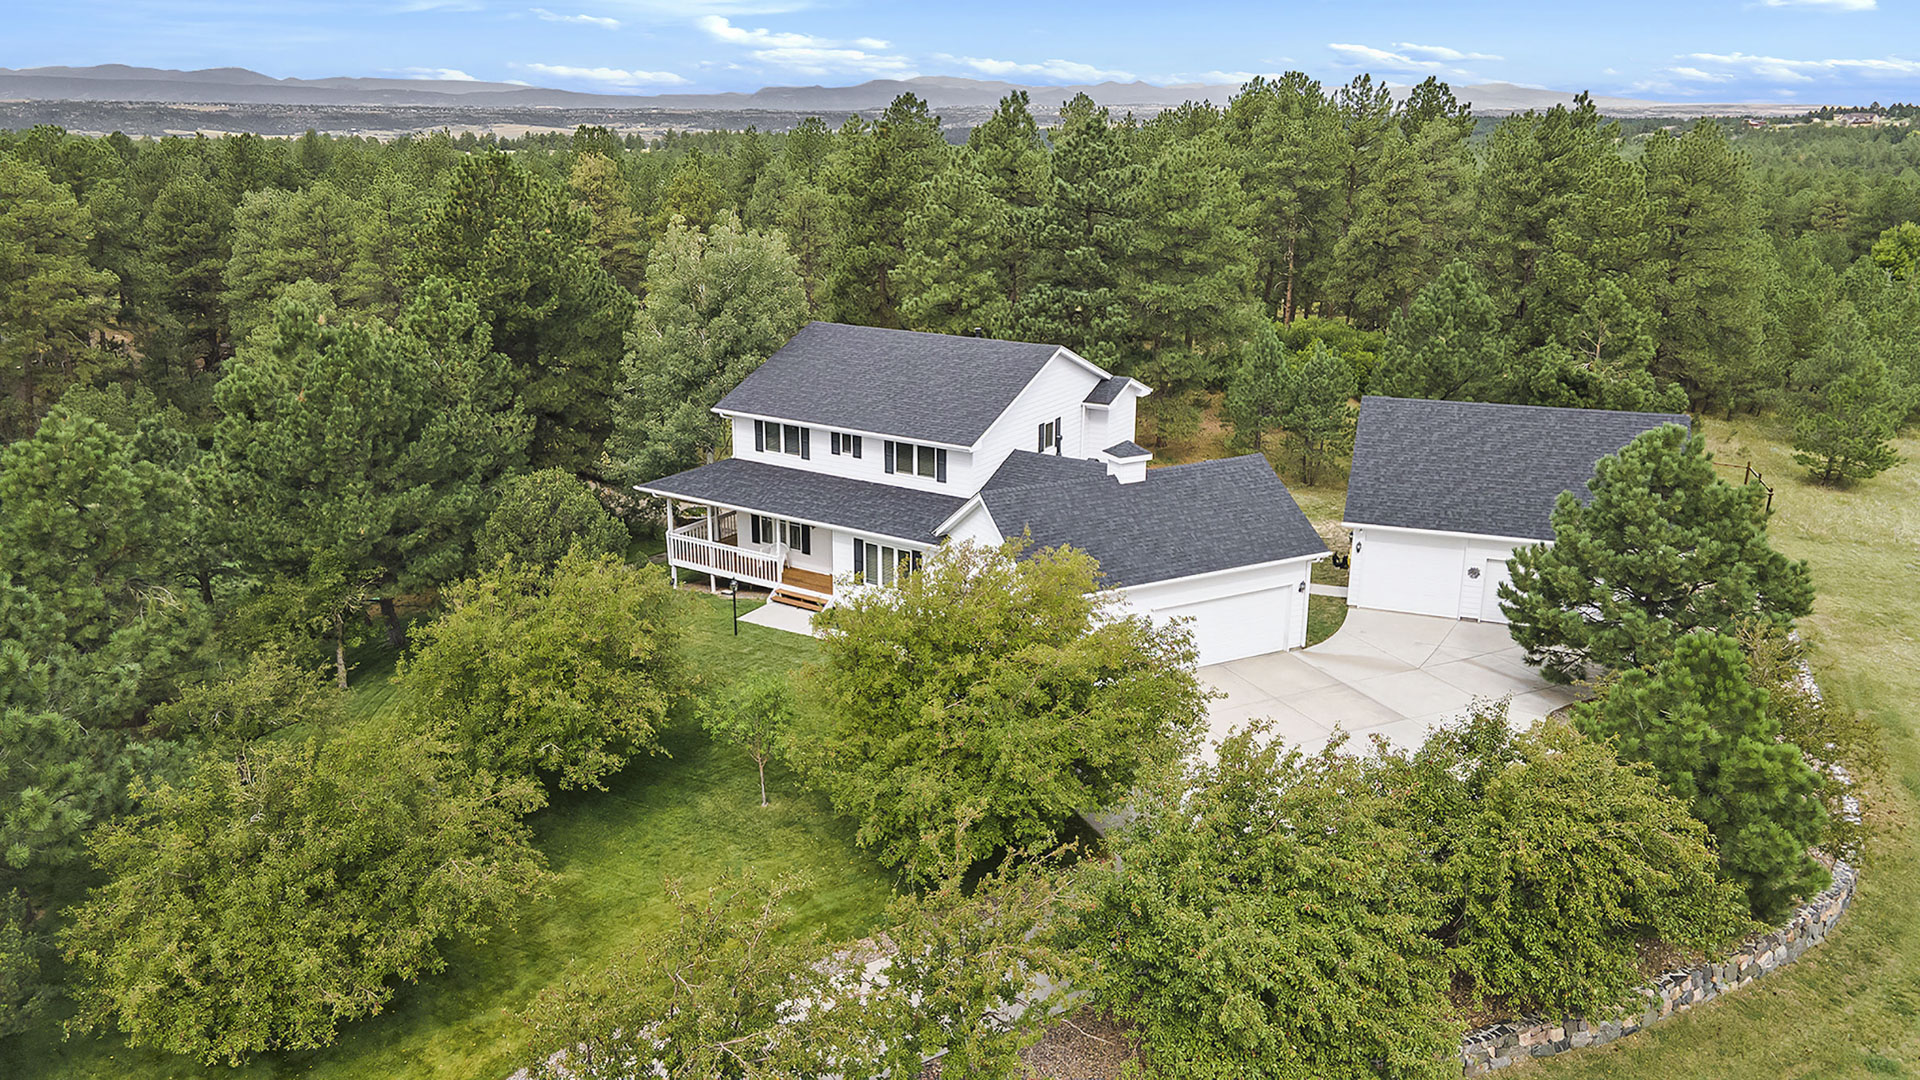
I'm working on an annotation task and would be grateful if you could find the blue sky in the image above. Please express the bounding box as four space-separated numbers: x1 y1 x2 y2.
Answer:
8 0 1920 103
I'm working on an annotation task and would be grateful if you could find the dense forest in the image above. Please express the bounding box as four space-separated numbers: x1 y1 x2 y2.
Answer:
1 70 1915 1061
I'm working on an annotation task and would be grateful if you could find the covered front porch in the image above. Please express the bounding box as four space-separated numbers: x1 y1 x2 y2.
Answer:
664 502 834 611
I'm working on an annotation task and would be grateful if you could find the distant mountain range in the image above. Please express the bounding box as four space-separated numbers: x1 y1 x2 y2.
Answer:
0 65 1816 118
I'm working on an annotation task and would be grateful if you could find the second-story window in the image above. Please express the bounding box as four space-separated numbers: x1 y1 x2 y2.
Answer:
829 431 863 458
1037 417 1062 454
754 420 810 459
882 440 947 482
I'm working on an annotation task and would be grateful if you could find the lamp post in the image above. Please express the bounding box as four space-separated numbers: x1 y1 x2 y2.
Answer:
730 580 740 636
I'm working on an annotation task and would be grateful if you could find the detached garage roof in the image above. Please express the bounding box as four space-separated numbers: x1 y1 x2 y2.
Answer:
973 452 1329 588
1344 396 1690 541
714 322 1089 448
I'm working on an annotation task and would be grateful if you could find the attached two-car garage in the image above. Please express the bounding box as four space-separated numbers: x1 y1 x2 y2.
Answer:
1122 559 1315 666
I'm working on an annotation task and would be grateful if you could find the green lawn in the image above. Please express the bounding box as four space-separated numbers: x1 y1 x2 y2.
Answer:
1536 418 1920 1079
9 593 889 1080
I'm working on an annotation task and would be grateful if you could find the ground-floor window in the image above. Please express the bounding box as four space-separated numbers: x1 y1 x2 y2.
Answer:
854 541 921 587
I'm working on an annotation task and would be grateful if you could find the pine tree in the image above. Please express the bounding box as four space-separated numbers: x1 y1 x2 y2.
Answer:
1791 321 1906 484
609 212 806 483
0 157 118 438
1282 339 1357 485
1329 117 1470 328
569 151 646 293
1015 94 1137 364
897 157 1010 336
1472 97 1612 324
824 95 947 328
1222 74 1344 323
1224 325 1289 456
419 150 635 472
1577 632 1828 920
964 92 1050 316
1643 122 1770 412
1371 261 1512 401
214 288 530 648
1501 425 1814 681
1123 130 1258 388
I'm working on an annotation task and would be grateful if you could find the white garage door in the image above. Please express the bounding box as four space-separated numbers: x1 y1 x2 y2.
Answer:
1478 557 1514 623
1353 532 1464 618
1154 588 1297 666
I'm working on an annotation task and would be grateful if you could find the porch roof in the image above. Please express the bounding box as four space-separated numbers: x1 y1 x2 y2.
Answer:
636 458 967 547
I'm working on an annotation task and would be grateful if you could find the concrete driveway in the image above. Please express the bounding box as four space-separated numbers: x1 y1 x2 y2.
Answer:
1197 609 1583 753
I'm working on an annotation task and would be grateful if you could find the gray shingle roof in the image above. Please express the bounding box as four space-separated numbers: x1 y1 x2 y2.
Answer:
714 322 1073 447
1084 375 1133 405
981 450 1108 491
1104 440 1150 458
1344 396 1692 541
978 454 1329 587
636 457 965 546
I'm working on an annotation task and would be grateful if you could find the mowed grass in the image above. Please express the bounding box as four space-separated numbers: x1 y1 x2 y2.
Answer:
8 592 890 1080
1537 418 1920 1079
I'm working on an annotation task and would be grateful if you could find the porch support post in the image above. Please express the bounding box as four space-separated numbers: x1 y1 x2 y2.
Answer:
665 498 678 588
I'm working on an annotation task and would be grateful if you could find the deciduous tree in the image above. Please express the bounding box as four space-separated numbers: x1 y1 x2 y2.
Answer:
791 540 1207 880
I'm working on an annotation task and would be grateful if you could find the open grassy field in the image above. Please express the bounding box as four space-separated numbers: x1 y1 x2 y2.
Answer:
1536 418 1920 1079
7 593 890 1080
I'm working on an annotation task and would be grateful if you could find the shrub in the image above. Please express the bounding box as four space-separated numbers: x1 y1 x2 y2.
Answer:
1391 708 1752 1017
1070 722 1457 1080
61 732 545 1064
401 548 685 792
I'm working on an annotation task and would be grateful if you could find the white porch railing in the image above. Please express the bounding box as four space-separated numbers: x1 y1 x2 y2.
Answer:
667 518 787 589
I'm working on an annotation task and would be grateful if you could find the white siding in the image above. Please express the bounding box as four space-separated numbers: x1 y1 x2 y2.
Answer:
1081 405 1110 455
727 416 974 495
971 351 1107 482
941 501 1003 547
1117 560 1315 664
1107 391 1139 448
1348 526 1529 621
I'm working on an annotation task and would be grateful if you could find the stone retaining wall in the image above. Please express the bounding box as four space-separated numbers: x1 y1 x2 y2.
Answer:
1459 860 1857 1075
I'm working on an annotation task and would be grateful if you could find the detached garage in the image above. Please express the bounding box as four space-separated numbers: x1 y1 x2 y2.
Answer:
1343 397 1690 624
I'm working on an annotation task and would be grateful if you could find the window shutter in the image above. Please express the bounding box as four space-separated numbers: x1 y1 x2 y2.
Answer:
883 441 895 474
830 431 841 455
800 427 811 459
936 448 948 483
800 525 812 555
1054 417 1063 454
750 514 761 544
852 435 862 459
1037 422 1046 451
754 420 765 452
853 538 865 575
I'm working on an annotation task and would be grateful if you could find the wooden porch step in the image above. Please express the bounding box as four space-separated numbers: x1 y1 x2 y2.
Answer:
780 565 834 596
770 591 828 613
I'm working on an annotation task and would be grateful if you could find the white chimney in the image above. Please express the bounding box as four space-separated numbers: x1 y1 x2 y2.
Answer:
1099 440 1152 484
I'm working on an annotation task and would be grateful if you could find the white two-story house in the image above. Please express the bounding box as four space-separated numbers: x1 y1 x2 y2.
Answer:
636 322 1330 665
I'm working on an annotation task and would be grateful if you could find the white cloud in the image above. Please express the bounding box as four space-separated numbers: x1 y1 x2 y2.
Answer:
1328 42 1481 77
532 8 621 29
401 66 478 80
1759 0 1875 10
520 62 689 85
1169 70 1282 85
1392 42 1503 62
945 55 1138 83
694 15 913 76
1681 50 1920 82
1669 66 1735 82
